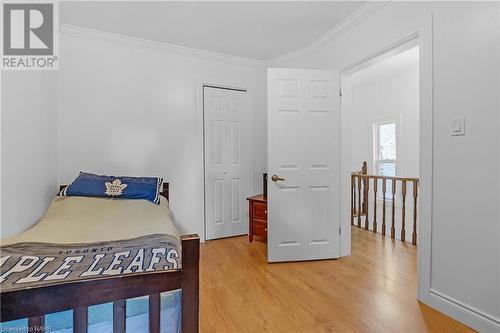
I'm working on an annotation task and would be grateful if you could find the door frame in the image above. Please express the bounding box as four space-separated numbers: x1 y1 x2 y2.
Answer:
196 81 253 242
339 14 433 303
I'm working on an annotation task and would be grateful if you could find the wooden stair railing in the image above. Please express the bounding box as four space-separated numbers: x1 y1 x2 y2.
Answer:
351 161 419 246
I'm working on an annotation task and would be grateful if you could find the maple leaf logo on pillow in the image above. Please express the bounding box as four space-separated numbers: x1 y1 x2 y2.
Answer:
105 179 127 196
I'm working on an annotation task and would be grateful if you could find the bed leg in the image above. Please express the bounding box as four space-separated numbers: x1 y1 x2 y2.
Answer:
181 234 200 333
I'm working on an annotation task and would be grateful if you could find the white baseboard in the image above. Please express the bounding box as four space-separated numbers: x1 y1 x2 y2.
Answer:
422 289 500 332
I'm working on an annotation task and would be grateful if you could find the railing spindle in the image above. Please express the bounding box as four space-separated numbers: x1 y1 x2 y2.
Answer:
382 179 386 236
364 178 370 230
361 161 368 214
354 177 357 214
412 180 418 245
372 179 377 233
401 180 407 242
391 179 396 239
357 176 362 227
351 175 355 225
74 306 88 333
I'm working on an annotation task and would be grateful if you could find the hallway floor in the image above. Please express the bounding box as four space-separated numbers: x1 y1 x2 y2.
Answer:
199 227 474 332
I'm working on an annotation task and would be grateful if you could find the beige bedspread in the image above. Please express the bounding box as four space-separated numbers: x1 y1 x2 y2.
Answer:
2 195 179 245
0 196 181 292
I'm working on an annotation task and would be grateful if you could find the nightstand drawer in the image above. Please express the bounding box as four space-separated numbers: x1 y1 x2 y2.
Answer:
253 202 267 220
253 219 267 238
247 194 267 243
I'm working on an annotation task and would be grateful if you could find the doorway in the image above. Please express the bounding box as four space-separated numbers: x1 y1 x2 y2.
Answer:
341 36 427 295
345 42 420 245
203 86 250 240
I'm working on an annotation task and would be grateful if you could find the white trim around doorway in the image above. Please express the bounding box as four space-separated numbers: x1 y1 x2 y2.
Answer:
339 11 434 320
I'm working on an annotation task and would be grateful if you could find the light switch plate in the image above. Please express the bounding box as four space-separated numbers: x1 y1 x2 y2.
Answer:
451 117 465 136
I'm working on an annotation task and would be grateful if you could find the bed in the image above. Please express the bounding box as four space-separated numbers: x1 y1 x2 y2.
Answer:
0 182 199 333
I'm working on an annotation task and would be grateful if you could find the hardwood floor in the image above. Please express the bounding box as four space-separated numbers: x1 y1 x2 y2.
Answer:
200 227 475 332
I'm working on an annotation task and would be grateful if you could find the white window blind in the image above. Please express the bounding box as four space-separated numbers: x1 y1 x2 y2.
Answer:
374 121 397 197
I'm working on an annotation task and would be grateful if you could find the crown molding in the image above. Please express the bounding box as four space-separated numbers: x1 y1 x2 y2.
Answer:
266 0 391 66
60 24 266 68
60 1 390 69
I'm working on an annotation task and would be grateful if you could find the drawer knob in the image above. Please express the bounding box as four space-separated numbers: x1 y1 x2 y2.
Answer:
265 228 267 232
264 210 267 214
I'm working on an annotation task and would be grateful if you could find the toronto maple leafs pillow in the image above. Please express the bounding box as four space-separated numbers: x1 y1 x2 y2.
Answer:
60 172 163 204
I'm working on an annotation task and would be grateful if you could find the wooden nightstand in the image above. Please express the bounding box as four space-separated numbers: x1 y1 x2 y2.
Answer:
247 194 267 242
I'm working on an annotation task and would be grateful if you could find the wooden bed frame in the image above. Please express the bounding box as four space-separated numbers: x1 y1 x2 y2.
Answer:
0 182 200 333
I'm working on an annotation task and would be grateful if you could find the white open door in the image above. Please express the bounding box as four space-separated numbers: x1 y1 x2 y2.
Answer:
267 68 340 262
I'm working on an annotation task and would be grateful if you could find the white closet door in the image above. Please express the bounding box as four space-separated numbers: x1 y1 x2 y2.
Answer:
267 68 340 262
204 87 249 240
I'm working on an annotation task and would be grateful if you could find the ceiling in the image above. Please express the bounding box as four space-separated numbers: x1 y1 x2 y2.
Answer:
351 46 420 84
60 1 366 61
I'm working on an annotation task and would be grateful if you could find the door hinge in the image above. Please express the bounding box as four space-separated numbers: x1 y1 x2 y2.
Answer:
339 89 342 97
339 228 341 235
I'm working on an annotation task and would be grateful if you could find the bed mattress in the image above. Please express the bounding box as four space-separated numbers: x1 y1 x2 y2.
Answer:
0 196 181 292
2 195 179 245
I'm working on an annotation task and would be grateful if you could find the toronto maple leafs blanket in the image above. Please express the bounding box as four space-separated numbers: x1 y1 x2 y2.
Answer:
0 195 181 292
0 234 180 292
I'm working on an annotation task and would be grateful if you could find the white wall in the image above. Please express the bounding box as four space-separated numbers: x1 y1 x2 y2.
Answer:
1 71 58 238
57 32 267 239
350 46 419 177
280 2 500 330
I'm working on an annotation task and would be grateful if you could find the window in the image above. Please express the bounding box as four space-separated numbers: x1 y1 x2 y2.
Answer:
374 121 397 197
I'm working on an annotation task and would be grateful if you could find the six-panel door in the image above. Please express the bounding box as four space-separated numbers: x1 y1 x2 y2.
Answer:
204 87 250 240
267 68 341 262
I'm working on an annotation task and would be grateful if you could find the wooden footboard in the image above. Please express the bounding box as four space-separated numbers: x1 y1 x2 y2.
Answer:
0 234 200 333
180 234 200 333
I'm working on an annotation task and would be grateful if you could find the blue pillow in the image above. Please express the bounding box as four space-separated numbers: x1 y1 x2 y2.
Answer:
60 172 163 204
